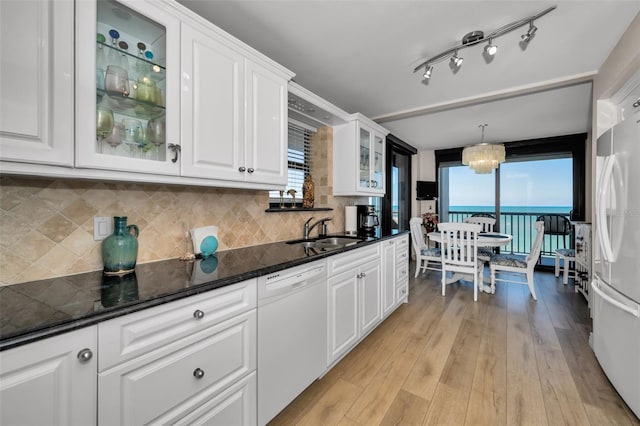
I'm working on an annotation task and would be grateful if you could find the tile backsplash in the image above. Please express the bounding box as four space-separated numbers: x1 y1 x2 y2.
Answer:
0 127 365 286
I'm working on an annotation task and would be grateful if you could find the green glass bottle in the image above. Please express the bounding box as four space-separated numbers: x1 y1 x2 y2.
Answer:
102 216 139 275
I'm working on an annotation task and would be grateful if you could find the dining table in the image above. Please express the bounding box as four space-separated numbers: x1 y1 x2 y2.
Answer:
426 230 514 293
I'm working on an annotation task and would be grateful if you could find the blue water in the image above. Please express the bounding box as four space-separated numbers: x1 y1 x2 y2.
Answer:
450 206 571 214
447 206 572 255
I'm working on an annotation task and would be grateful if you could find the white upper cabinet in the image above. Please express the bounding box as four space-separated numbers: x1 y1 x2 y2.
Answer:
1 0 293 190
75 0 181 175
180 23 288 186
0 0 74 166
333 114 389 196
243 59 288 186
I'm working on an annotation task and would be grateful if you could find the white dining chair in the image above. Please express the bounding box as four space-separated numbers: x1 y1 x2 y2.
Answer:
438 222 484 302
410 217 441 277
463 216 496 232
489 221 545 300
463 216 497 261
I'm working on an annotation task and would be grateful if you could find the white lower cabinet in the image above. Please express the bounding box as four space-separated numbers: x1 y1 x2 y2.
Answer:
382 234 410 318
395 235 410 306
0 326 97 426
98 279 257 426
327 244 382 366
381 239 397 317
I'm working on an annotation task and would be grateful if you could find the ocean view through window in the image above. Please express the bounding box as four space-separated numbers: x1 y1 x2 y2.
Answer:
441 158 573 261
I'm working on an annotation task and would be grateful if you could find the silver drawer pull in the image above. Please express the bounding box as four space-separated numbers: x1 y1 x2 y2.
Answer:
193 309 205 319
247 168 254 173
193 368 205 379
77 348 93 363
238 167 246 172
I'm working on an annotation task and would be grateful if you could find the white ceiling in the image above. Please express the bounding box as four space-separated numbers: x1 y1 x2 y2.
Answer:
176 1 639 151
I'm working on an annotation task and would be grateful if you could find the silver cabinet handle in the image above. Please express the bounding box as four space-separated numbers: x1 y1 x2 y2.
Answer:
193 309 204 319
193 368 205 379
238 167 246 172
77 348 93 363
247 168 254 173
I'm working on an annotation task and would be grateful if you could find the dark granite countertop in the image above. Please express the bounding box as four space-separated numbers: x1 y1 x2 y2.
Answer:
0 231 408 351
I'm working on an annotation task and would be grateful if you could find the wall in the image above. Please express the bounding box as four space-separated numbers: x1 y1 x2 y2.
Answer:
411 150 437 218
0 126 365 286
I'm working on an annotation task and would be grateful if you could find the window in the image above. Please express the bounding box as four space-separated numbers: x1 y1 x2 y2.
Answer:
269 121 314 206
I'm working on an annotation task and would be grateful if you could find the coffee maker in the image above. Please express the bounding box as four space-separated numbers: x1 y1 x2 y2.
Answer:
356 205 379 236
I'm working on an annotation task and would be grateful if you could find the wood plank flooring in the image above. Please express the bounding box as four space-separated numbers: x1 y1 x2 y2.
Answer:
269 264 640 426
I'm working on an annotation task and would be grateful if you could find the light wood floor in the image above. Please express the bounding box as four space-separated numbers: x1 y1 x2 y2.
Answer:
269 264 640 426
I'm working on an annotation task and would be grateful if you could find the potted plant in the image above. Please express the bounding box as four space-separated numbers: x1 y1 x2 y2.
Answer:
422 212 438 233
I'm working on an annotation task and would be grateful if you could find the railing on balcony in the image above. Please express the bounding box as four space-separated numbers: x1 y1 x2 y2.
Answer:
446 210 572 264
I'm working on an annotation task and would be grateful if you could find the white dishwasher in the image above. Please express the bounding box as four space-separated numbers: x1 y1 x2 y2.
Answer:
257 260 327 426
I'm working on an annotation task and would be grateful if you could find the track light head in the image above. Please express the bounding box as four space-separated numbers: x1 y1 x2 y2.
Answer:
521 20 538 42
484 39 498 56
450 50 464 67
423 65 433 79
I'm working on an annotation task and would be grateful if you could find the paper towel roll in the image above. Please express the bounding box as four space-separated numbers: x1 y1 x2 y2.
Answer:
345 206 357 235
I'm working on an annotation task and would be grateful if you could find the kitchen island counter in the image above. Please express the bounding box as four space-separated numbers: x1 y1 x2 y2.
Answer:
0 231 407 350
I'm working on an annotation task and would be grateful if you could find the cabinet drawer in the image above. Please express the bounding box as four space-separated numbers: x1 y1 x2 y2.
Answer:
175 371 256 425
396 261 409 282
396 282 409 301
395 236 409 261
327 244 380 276
98 309 256 426
99 279 256 371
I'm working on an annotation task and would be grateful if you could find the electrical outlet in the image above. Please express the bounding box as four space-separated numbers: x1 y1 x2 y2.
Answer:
93 217 112 241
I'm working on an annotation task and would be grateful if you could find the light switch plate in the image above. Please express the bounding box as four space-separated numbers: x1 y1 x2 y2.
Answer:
94 217 112 241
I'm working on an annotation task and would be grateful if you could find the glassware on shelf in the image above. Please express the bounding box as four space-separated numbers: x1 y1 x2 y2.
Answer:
122 118 144 157
135 42 148 79
96 107 115 153
96 33 108 90
136 74 156 104
104 65 130 97
146 117 166 160
103 121 124 153
107 29 121 67
117 40 130 71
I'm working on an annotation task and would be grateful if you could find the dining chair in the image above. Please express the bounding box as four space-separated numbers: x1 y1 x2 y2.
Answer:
536 214 575 284
438 222 484 302
489 221 545 300
464 216 496 232
409 217 441 277
463 216 496 261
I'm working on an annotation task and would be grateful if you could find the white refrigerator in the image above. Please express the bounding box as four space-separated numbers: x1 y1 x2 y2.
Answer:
592 83 640 419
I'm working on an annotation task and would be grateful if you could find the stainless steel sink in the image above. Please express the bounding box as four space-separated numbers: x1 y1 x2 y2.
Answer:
286 235 365 250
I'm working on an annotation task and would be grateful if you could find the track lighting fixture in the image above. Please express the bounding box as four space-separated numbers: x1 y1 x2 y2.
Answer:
414 5 556 83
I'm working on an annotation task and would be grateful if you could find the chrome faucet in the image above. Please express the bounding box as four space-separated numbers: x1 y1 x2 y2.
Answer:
303 217 332 239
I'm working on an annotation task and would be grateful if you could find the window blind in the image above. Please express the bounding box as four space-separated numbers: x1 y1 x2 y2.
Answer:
269 123 313 201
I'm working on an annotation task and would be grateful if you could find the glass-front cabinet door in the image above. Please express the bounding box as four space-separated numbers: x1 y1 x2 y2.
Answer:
76 0 180 175
372 132 384 191
359 127 371 190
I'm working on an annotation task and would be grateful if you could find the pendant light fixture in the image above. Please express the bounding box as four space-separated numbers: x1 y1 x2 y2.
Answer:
415 5 556 84
462 124 505 174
